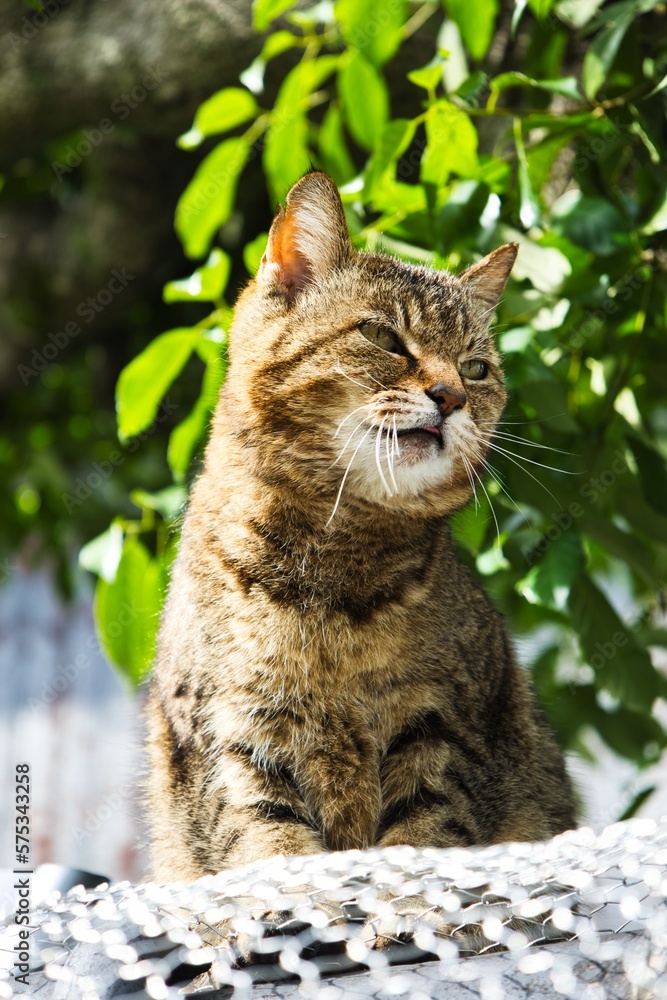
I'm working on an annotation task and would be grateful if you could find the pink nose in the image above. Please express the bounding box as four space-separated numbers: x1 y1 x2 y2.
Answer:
425 383 466 417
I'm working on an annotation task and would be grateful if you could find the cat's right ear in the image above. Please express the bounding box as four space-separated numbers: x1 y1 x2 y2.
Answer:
257 172 352 304
459 243 518 314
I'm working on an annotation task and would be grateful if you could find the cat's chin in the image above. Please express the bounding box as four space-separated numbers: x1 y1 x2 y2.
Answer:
346 443 467 510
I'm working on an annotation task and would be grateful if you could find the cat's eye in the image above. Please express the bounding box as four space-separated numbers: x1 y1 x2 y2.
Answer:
460 359 488 380
359 322 407 357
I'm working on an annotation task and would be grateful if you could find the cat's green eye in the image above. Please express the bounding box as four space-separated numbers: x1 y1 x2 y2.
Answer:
359 322 406 357
460 359 488 380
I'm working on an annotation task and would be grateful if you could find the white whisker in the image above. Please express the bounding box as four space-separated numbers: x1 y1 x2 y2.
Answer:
463 436 532 529
329 419 368 469
326 425 374 526
468 460 501 548
459 451 479 509
480 441 563 505
483 441 578 476
334 402 374 438
334 365 375 393
384 418 399 493
478 428 575 456
363 369 389 391
479 414 568 426
375 417 393 496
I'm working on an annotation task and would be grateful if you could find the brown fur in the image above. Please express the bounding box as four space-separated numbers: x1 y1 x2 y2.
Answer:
146 172 575 881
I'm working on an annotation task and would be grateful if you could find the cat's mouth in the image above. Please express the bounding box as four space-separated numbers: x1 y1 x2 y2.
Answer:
395 425 443 447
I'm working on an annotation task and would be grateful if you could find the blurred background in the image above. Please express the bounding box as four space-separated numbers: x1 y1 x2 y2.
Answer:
1 0 666 887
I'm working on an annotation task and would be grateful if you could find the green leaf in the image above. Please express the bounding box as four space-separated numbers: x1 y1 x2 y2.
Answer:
551 191 626 256
514 120 540 229
617 489 667 546
253 0 295 30
362 179 427 217
475 155 511 193
618 786 658 821
582 513 658 587
175 137 250 259
261 28 300 60
450 494 493 554
338 51 389 150
555 0 605 29
421 101 478 187
116 329 199 441
517 378 578 431
288 1 336 26
642 193 667 235
517 532 585 610
407 59 445 93
94 538 166 685
364 118 416 199
527 0 555 16
582 2 635 99
476 543 510 575
434 180 491 251
595 705 665 764
443 0 499 61
499 326 534 353
489 72 582 109
567 573 665 712
178 88 258 149
336 0 407 66
130 486 187 521
318 104 356 185
241 28 300 93
163 249 231 303
79 521 124 583
243 231 269 276
168 354 227 481
264 55 339 200
195 327 228 364
627 435 667 516
175 138 250 257
506 231 572 294
455 70 489 105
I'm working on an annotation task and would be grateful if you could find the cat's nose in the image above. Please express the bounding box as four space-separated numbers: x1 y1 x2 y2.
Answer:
425 383 466 417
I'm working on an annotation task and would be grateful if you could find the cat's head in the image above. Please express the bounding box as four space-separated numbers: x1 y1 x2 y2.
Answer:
225 172 516 521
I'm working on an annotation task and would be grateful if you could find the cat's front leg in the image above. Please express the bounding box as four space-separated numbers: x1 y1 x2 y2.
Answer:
198 809 325 967
220 811 325 869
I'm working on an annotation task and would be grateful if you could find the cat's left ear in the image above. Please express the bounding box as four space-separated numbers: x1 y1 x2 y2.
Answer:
258 171 352 304
459 243 518 313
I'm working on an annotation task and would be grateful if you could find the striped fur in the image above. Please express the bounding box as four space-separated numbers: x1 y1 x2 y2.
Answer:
146 172 575 880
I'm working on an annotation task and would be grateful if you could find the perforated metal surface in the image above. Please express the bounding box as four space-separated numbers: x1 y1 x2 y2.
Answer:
2 818 666 999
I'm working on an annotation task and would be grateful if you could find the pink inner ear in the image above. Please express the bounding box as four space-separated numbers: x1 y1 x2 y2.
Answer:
265 209 313 297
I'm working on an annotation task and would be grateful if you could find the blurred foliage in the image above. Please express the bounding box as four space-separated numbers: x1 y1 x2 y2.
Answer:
8 0 667 813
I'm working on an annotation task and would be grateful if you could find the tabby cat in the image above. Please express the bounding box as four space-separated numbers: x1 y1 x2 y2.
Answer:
147 171 575 882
